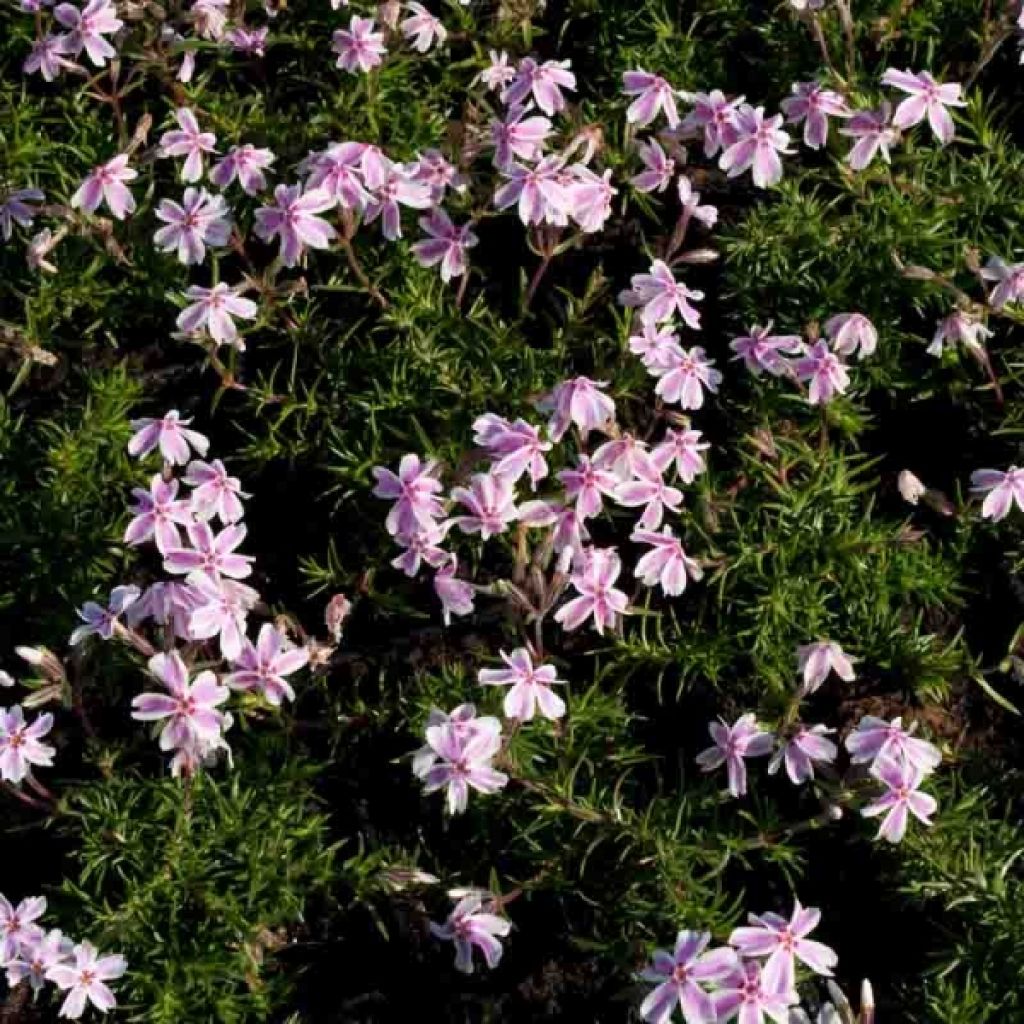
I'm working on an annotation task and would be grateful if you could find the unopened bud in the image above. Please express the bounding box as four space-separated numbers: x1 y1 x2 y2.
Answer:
15 646 65 682
898 469 926 505
325 593 352 642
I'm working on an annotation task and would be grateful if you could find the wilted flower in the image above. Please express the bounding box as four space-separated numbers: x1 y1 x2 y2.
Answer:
479 647 566 721
478 49 515 91
541 376 616 441
797 640 855 694
430 892 511 973
622 69 681 128
70 154 137 219
980 256 1024 310
862 755 937 842
177 283 259 348
971 466 1024 521
400 2 446 51
928 309 992 356
696 713 773 797
24 35 75 81
46 940 126 1019
433 556 476 625
897 469 927 505
729 323 801 376
780 81 849 149
639 931 738 1024
676 175 717 227
332 16 387 73
824 313 877 359
226 26 268 55
0 187 44 241
881 68 965 145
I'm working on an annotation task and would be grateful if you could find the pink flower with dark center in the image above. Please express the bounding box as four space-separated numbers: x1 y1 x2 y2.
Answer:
845 715 942 776
825 312 877 359
254 184 337 266
164 522 253 581
630 139 675 193
159 108 217 183
676 175 717 227
412 208 478 281
364 165 433 241
53 0 122 66
980 256 1024 309
451 472 518 538
840 103 899 170
421 719 507 813
558 454 620 520
187 574 259 660
401 2 446 51
711 961 795 1024
719 105 792 188
729 323 801 376
929 309 991 356
651 427 709 483
70 154 137 219
473 414 551 488
502 57 576 116
0 188 44 241
128 410 210 464
639 930 738 1024
225 623 308 705
154 187 231 265
862 755 938 842
780 81 850 149
622 69 681 128
554 547 629 634
768 725 837 785
184 459 247 524
794 340 850 404
493 155 570 226
651 346 721 410
412 705 498 780
0 707 55 784
541 376 616 441
632 526 702 596
695 713 773 797
176 283 258 348
881 68 965 145
796 640 855 694
433 555 475 625
24 35 75 81
46 940 126 1019
629 323 684 370
620 259 703 327
373 454 445 536
6 928 73 994
0 895 46 963
332 16 386 74
124 474 195 553
70 585 140 645
682 90 745 157
210 144 276 195
614 459 683 529
479 647 565 721
430 893 511 973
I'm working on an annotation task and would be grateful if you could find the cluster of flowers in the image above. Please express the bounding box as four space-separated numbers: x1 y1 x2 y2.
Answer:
1 893 125 1019
68 410 310 774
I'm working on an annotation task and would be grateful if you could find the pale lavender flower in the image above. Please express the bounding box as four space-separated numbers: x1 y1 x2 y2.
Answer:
518 499 590 554
768 725 838 785
433 556 476 625
473 414 551 488
928 309 992 356
844 715 942 776
730 900 837 998
303 142 371 211
0 895 46 962
421 718 507 813
225 623 308 705
541 376 616 441
794 341 850 404
503 57 576 116
128 581 205 642
0 707 55 784
479 647 565 721
176 283 258 348
639 930 738 1024
53 0 122 66
493 155 570 226
780 81 850 149
980 256 1024 310
971 467 1024 521
410 149 462 203
478 49 515 92
629 323 684 371
622 69 681 128
824 312 877 359
651 427 709 483
451 472 518 538
70 585 140 645
254 184 336 266
226 26 267 55
558 454 620 520
729 323 801 376
159 108 217 183
632 526 702 596
164 522 253 581
881 68 965 145
23 35 75 81
711 961 795 1024
183 459 247 524
187 574 259 660
840 103 899 170
682 90 745 157
401 2 446 51
719 105 792 188
391 521 449 576
430 893 511 973
364 164 433 240
412 705 498 779
614 460 683 529
695 713 773 797
372 454 445 536
70 154 137 219
568 165 617 233
651 346 721 410
862 755 937 842
0 188 44 241
6 928 73 993
332 16 386 73
630 139 675 193
412 208 478 281
124 474 194 553
676 175 717 227
210 144 275 195
797 640 855 694
620 259 703 328
46 941 126 1019
128 410 210 464
153 187 231 265
592 433 657 483
554 547 629 634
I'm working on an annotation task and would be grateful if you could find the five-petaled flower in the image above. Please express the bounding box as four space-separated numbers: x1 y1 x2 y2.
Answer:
0 707 55 784
780 81 849 149
478 647 566 721
881 68 965 145
554 547 629 634
639 930 738 1024
53 0 123 67
796 640 855 694
154 187 231 266
71 154 137 219
129 410 210 465
176 283 258 348
159 108 218 183
862 755 938 842
622 69 681 128
225 624 309 705
46 940 127 1019
719 105 792 188
430 892 511 973
0 894 47 963
696 713 773 797
254 184 337 267
332 16 387 74
70 585 140 645
971 466 1024 521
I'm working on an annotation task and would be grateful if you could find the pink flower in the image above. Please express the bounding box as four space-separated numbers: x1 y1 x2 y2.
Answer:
695 713 773 797
154 187 231 265
844 715 942 776
614 460 683 529
794 340 850 404
629 323 684 370
719 105 792 188
519 499 589 554
796 640 855 694
502 57 576 116
46 940 126 1019
70 585 140 645
729 900 838 998
391 521 450 576
593 433 656 482
303 142 371 210
373 454 445 536
980 255 1024 310
840 103 899 170
541 376 616 441
332 16 386 73
225 623 308 705
881 68 965 145
430 893 511 972
479 647 565 721
568 165 617 233
226 26 267 55
159 108 217 183
558 454 620 520
928 309 991 356
554 547 629 634
651 346 721 410
187 574 258 660
254 184 337 266
632 526 702 596
620 259 703 328
184 459 247 524
729 323 800 376
401 2 446 51
768 725 837 785
364 164 433 240
493 155 570 226
421 719 507 813
164 522 253 581
124 474 195 553
478 49 515 92
409 148 462 203
711 961 795 1024
630 139 675 193
177 283 258 348
622 69 680 128
651 427 708 483
682 90 745 157
862 755 938 842
0 707 55 784
0 895 46 963
676 175 717 227
639 930 738 1024
191 0 229 39
451 472 518 538
973 465 1024 522
131 650 229 752
433 556 475 625
824 312 877 359
780 81 850 149
412 705 498 779
53 0 122 66
24 35 75 81
6 929 73 994
0 188 44 241
210 144 276 195
473 414 551 488
70 154 137 219
126 581 204 641
128 410 210 464
412 208 478 281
